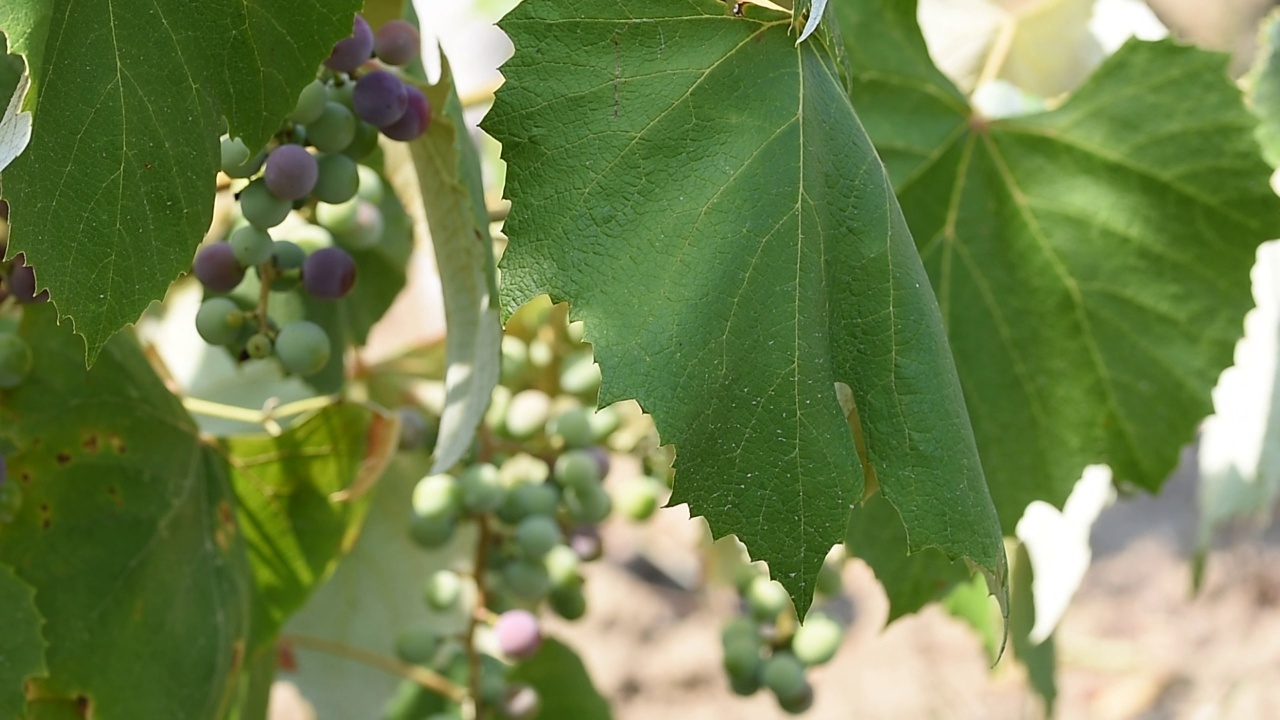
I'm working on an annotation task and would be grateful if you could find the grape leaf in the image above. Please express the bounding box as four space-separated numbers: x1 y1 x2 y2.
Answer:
0 564 46 719
0 0 361 359
1249 9 1280 168
384 56 500 476
486 0 1005 614
508 639 611 720
0 306 252 720
838 0 1280 528
224 402 397 651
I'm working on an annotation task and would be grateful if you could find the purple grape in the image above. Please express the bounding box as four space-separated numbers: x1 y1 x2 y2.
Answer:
193 242 246 292
353 70 408 128
301 246 356 299
374 20 421 67
494 609 542 659
325 14 374 73
7 255 48 303
264 144 318 201
380 85 430 141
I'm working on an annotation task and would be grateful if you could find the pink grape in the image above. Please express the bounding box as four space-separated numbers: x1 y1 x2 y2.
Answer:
325 14 373 73
301 246 356 299
380 85 430 141
374 20 420 66
494 609 542 659
353 70 408 128
264 144 318 201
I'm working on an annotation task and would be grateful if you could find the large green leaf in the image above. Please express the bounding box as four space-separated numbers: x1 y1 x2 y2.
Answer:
508 639 611 720
486 0 1005 615
0 0 361 358
0 307 252 720
838 0 1280 528
225 403 396 651
0 564 46 719
1249 9 1280 168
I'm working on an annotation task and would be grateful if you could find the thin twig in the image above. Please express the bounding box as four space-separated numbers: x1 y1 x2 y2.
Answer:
280 633 468 702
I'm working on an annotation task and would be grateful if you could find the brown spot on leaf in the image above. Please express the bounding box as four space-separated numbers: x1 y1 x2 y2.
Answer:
55 452 71 466
81 434 100 453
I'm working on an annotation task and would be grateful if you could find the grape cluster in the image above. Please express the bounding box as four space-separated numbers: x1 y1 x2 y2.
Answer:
720 550 847 713
195 13 427 376
387 300 672 719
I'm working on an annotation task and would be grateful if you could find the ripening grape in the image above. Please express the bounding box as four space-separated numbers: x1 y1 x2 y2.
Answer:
220 136 263 178
564 484 612 524
747 576 792 620
289 80 329 124
306 102 358 154
228 225 274 267
315 198 359 235
374 20 421 66
274 320 331 375
567 525 603 561
543 544 581 588
8 255 47 303
270 240 306 271
409 514 455 549
0 334 32 389
397 407 433 451
264 144 318 201
413 473 462 520
325 14 374 73
500 684 541 720
312 154 359 204
760 652 808 702
343 121 381 160
504 389 552 440
615 477 662 521
302 246 357 300
381 85 430 141
245 333 273 360
549 582 586 621
548 407 594 449
791 613 842 666
394 624 441 665
195 297 245 346
514 515 562 558
424 569 462 610
459 463 505 512
353 70 409 128
340 201 385 250
356 164 385 204
494 609 542 659
553 450 601 491
500 559 552 602
239 180 292 229
193 243 246 293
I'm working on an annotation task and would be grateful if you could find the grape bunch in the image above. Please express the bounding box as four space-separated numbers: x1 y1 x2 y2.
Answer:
194 13 427 376
384 300 673 719
719 550 847 714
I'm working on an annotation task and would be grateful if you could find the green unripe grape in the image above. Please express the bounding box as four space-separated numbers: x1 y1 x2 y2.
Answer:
424 569 463 610
285 223 334 255
394 624 441 664
722 632 763 680
527 337 554 369
0 334 32 388
615 477 662 521
274 321 330 375
334 201 384 250
501 559 551 601
564 484 611 524
816 559 843 598
245 333 273 360
312 154 359 204
778 681 814 714
413 473 462 520
0 482 22 524
408 514 455 549
760 652 808 702
560 351 602 397
514 515 562 558
499 483 560 525
589 407 621 442
342 121 380 160
729 670 762 697
549 581 586 620
326 80 354 108
498 453 550 488
355 163 385 204
306 102 357 153
221 137 263 178
289 80 328 124
567 319 586 344
504 389 552 440
553 450 601 491
270 240 306 271
228 225 274 266
747 576 792 620
791 612 842 666
239 180 291 229
542 544 581 588
195 297 245 346
485 385 512 434
722 617 761 650
499 335 528 386
549 406 594 449
733 564 762 594
315 198 360 235
459 463 505 513
478 655 509 706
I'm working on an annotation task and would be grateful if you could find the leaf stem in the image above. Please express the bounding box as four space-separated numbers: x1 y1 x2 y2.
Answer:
459 78 503 110
279 633 467 702
182 394 341 434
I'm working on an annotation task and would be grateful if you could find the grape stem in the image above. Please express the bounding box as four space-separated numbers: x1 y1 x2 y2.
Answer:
255 260 275 339
182 394 341 436
466 513 492 719
279 633 467 702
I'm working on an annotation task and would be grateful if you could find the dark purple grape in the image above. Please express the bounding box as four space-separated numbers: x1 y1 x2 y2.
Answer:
264 144 318 201
353 70 408 128
374 20 421 67
325 14 374 73
494 609 542 659
7 254 48 303
301 246 356 299
380 85 430 141
193 242 246 293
